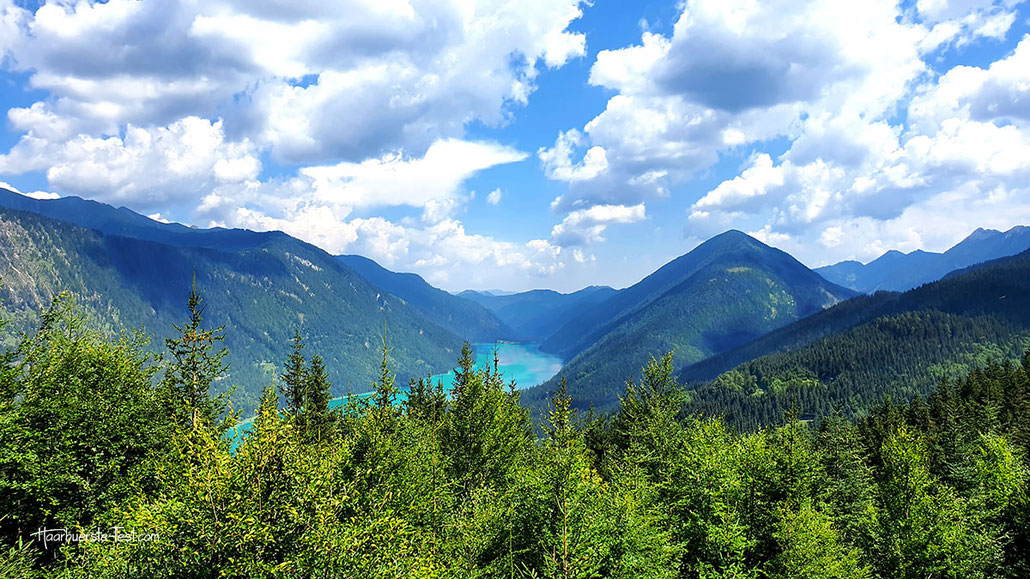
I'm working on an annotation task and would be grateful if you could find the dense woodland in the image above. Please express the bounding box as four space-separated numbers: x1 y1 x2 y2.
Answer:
2 286 1030 578
678 248 1030 430
0 207 465 412
525 231 855 415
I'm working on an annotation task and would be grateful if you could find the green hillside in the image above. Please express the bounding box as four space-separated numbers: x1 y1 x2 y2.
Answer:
684 249 1030 429
0 207 463 412
337 254 513 342
523 231 855 414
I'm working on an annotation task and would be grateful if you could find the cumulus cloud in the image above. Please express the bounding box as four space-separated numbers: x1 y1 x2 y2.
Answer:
486 189 502 205
539 0 942 223
0 117 261 210
550 203 647 246
538 130 609 182
3 0 587 163
0 0 592 286
228 204 568 289
545 0 1030 270
300 139 526 210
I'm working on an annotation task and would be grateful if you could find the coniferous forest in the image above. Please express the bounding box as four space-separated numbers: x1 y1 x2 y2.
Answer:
3 285 1030 578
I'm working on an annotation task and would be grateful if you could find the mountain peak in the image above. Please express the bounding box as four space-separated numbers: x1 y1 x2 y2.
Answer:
966 227 1000 241
695 229 763 253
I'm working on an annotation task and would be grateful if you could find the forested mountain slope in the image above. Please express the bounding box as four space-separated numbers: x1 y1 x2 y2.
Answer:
459 285 616 342
683 248 1030 429
523 231 855 414
337 254 512 342
0 187 511 347
0 207 463 411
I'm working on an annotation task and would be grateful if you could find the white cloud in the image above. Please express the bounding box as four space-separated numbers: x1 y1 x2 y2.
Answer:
300 139 526 209
227 205 568 289
910 34 1030 131
694 154 784 212
540 0 935 215
24 190 60 200
550 203 647 246
538 130 609 182
0 117 260 210
486 188 502 205
3 0 587 164
0 0 27 67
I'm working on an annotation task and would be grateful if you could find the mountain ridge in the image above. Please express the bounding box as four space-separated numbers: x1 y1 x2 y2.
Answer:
816 226 1030 292
521 230 857 414
0 202 466 412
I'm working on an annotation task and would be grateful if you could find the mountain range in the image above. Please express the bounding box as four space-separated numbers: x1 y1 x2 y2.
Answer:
816 226 1030 292
337 254 511 342
682 247 1030 429
0 189 468 411
458 286 617 343
3 186 1030 425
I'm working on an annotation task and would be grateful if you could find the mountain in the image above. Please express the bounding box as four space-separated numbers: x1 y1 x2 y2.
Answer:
0 187 276 251
681 248 1030 430
521 231 857 414
0 203 465 412
336 254 512 342
816 226 1030 292
458 285 617 343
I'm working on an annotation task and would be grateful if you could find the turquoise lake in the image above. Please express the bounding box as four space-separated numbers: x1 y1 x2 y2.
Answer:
228 342 562 448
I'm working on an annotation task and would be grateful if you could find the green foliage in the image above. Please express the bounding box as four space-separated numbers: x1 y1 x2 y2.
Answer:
0 206 465 414
3 285 1030 577
0 294 173 563
278 329 306 415
160 278 234 433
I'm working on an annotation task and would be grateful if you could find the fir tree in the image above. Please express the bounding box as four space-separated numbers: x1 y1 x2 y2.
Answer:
161 276 232 433
301 354 336 443
280 329 307 416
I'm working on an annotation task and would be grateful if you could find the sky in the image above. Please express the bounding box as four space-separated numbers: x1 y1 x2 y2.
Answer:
1 0 1030 292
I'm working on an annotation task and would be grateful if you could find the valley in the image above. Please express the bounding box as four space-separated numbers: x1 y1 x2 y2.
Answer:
3 185 1030 427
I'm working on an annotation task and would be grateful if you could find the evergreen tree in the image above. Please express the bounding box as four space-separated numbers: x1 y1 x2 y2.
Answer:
279 329 307 416
301 354 336 443
161 277 232 433
372 338 398 413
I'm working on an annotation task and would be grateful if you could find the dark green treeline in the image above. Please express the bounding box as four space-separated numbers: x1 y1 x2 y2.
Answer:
1 290 1030 577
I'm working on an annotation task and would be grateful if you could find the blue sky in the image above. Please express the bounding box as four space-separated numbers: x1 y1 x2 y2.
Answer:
1 0 1030 292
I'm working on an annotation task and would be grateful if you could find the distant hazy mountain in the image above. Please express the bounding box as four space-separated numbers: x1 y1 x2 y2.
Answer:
682 248 1030 429
337 254 512 342
459 286 617 343
816 226 1030 292
0 202 465 412
522 230 857 414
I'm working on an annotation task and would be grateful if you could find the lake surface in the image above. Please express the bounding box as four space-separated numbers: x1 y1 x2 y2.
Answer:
428 342 564 391
228 342 562 449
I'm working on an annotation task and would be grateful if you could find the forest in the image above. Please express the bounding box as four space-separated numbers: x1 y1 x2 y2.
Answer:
2 287 1030 578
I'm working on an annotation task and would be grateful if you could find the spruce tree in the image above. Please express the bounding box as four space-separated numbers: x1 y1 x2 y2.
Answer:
372 337 398 412
302 354 335 442
280 329 307 416
162 276 232 433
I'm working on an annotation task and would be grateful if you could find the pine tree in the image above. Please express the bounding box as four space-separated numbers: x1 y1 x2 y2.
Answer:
302 354 336 443
280 329 307 416
372 338 398 412
162 276 232 433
